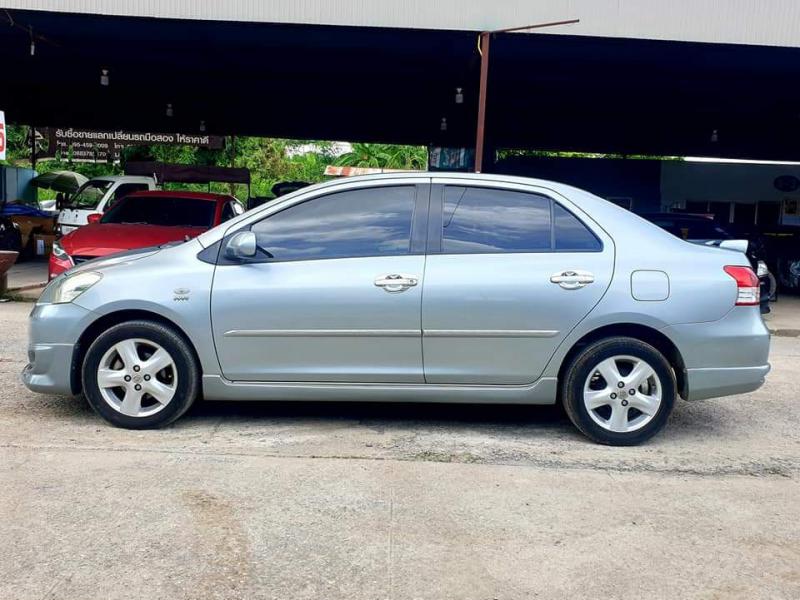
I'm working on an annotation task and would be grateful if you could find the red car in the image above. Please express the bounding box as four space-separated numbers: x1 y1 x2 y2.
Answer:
50 191 243 278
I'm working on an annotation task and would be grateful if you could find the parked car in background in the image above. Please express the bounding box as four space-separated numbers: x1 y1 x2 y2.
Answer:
56 175 157 235
25 174 770 446
640 212 773 313
49 191 243 278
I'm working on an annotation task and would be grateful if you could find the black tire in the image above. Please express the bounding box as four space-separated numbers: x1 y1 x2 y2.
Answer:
82 320 200 429
562 337 676 446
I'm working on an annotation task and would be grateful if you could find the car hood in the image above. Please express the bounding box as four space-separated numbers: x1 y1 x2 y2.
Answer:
61 223 206 257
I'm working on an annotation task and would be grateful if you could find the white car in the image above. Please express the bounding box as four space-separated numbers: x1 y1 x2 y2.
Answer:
57 175 156 235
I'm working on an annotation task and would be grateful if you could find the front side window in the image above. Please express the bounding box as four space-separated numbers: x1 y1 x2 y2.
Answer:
251 186 416 261
442 186 601 253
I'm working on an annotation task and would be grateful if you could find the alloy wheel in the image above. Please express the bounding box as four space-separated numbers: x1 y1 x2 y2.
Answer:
96 338 178 418
583 354 662 433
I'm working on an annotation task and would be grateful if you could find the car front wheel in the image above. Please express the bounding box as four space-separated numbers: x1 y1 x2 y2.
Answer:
82 320 200 429
562 337 676 445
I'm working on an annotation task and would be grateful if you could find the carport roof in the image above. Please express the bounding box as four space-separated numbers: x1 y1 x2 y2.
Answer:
4 9 800 161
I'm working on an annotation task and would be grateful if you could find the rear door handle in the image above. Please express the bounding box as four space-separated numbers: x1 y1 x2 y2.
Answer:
374 273 419 293
550 270 595 290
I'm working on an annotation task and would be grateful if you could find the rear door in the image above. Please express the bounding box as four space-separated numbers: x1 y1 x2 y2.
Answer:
421 182 614 384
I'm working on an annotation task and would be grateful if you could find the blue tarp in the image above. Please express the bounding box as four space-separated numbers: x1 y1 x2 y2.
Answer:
0 203 51 218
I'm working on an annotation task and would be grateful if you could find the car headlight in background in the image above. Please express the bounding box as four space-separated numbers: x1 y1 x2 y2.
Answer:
51 240 73 263
49 271 103 304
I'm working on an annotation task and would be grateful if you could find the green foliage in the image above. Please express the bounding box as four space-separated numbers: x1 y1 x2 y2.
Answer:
336 142 427 170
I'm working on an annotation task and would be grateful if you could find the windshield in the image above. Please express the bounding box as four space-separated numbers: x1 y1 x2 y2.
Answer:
101 195 217 228
67 180 114 210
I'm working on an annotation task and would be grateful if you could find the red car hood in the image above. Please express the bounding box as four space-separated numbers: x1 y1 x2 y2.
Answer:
60 223 207 257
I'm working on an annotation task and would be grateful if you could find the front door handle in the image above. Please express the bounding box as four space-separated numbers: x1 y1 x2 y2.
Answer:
374 273 419 293
550 270 595 290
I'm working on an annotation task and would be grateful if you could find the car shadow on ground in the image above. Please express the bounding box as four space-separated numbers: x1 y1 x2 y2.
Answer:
190 399 571 430
32 392 733 444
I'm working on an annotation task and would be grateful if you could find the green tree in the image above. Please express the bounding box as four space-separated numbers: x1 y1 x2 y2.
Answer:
336 143 427 170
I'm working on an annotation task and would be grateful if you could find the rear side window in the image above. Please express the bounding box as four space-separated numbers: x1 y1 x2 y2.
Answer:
442 186 601 253
553 203 602 251
443 187 551 253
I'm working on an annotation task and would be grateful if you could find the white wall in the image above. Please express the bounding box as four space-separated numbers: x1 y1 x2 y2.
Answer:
6 0 800 48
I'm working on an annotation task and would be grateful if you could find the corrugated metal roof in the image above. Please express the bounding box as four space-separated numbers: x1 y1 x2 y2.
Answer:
4 0 800 48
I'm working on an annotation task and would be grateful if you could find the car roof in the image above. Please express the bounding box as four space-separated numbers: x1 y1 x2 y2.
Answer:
125 190 234 202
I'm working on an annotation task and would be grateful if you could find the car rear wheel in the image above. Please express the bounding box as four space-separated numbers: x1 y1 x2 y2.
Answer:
82 320 200 429
562 337 676 445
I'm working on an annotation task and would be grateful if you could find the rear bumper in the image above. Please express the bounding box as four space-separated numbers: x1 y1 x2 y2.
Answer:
662 307 771 401
685 364 770 401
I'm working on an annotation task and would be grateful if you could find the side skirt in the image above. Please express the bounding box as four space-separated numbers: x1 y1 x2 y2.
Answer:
201 375 559 405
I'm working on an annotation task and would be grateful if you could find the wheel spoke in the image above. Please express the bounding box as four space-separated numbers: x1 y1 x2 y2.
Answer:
142 348 172 374
629 393 660 416
626 360 655 390
97 368 126 389
114 339 140 369
595 358 623 388
143 379 175 405
584 389 610 410
608 404 629 432
120 388 143 416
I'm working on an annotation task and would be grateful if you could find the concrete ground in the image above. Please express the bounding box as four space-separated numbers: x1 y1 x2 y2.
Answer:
5 259 48 295
1 301 798 599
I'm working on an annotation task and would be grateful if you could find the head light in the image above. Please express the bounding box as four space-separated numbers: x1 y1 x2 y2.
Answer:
50 271 103 304
52 240 71 261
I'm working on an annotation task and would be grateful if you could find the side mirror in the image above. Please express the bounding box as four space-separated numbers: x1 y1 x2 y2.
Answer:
224 231 257 260
87 213 102 224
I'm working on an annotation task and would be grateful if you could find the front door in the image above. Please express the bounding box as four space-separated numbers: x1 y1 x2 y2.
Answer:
211 183 428 382
422 183 614 384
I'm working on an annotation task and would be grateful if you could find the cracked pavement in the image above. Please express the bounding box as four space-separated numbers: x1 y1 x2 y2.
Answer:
1 301 799 599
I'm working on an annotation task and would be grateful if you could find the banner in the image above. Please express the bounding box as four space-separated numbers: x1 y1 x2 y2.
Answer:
40 127 225 163
0 111 6 160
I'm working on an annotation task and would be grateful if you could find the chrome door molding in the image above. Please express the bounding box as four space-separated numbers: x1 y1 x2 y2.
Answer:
224 329 559 338
223 329 420 338
423 329 559 338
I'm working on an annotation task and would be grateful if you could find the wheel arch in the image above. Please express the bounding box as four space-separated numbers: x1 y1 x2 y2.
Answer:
70 309 203 395
556 323 688 400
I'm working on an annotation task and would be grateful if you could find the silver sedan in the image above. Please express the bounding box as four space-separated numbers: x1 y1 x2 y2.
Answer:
22 173 770 445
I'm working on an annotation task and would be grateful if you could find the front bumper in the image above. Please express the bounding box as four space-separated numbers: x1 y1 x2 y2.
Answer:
21 343 78 395
21 302 96 396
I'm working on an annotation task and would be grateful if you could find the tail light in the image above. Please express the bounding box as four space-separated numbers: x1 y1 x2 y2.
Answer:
724 265 760 306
